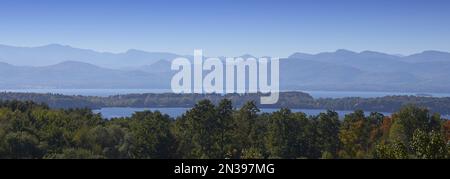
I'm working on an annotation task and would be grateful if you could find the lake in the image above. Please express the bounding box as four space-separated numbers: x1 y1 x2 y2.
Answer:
3 88 450 98
93 107 392 119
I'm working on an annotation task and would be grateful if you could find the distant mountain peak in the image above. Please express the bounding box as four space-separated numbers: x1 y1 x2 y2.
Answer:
360 50 381 54
404 50 450 62
239 54 256 59
335 49 356 54
38 43 75 49
125 49 147 54
359 50 397 59
289 50 396 60
288 52 313 59
43 43 65 47
420 50 450 55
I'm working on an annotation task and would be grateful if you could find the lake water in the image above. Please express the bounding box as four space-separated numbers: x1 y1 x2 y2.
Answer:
94 107 392 119
2 88 450 98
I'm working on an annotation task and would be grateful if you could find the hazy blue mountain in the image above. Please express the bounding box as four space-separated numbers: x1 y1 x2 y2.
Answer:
279 58 364 86
0 44 183 69
288 49 409 72
401 50 450 63
137 59 173 73
0 61 169 89
288 52 314 59
281 50 450 92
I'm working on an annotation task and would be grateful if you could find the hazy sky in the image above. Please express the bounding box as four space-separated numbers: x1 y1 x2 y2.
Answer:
1 0 450 57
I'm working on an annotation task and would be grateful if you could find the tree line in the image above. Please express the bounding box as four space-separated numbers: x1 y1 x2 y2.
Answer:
0 99 449 159
3 92 450 115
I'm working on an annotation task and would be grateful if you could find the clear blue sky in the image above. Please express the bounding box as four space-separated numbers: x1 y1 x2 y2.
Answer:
1 0 449 57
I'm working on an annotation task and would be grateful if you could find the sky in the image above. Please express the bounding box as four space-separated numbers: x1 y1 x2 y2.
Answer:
0 0 450 57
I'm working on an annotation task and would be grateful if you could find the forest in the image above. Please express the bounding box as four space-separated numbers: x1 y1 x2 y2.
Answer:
0 99 449 159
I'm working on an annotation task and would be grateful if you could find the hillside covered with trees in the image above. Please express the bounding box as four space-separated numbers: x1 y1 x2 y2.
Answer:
0 100 448 159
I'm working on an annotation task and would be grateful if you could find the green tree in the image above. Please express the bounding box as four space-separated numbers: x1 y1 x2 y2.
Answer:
4 132 42 159
315 110 341 158
339 110 371 158
45 148 102 159
231 101 261 158
389 105 435 145
374 141 408 159
411 129 448 159
128 111 175 159
266 109 315 158
174 100 221 158
216 99 234 158
265 108 292 158
241 147 264 159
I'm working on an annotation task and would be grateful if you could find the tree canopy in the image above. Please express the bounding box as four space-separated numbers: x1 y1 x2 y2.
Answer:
0 100 448 159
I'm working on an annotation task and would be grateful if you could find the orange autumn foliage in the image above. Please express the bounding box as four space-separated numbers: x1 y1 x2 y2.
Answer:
378 116 394 141
443 120 450 143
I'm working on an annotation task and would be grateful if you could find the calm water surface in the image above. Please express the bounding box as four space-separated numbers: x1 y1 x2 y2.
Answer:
94 107 392 119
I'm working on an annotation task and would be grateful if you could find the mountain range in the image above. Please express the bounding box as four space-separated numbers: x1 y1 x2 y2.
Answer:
0 44 183 69
1 44 450 93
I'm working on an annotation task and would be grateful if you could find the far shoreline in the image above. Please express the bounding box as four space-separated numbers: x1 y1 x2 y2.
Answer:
2 88 450 99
